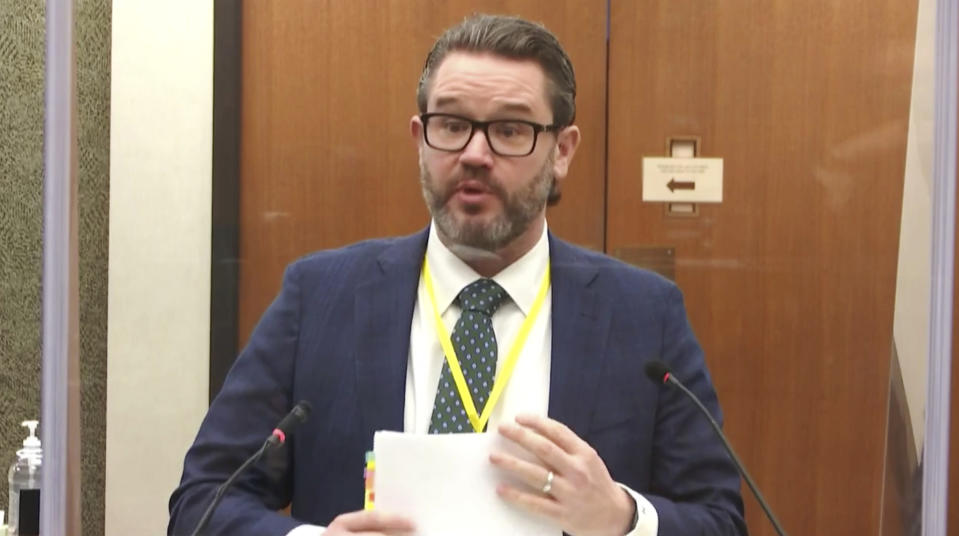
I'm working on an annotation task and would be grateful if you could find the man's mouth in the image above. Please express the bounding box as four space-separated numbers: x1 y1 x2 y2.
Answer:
451 179 496 204
456 179 491 194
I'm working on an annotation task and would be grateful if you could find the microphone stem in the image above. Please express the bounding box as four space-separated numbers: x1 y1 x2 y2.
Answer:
670 378 788 536
190 438 271 536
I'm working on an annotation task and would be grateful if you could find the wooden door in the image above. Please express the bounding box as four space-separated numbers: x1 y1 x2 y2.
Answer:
238 1 608 346
606 1 917 534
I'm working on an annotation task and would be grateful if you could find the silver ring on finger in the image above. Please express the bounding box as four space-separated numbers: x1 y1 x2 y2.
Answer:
541 470 554 494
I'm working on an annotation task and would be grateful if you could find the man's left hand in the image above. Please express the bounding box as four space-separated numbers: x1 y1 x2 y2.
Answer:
490 414 636 536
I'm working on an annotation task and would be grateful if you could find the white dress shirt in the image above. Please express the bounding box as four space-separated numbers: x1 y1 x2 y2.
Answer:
289 223 657 535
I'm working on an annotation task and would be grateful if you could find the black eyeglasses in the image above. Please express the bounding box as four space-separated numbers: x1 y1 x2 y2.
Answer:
420 113 560 157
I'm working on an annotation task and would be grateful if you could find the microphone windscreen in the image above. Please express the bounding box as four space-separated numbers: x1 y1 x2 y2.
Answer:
291 400 312 422
276 400 313 436
644 361 671 384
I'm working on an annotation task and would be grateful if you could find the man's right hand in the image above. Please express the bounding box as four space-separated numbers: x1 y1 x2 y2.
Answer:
324 510 415 535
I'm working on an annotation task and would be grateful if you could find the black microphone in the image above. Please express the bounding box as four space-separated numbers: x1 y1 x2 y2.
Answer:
266 400 313 447
190 401 313 536
644 361 787 536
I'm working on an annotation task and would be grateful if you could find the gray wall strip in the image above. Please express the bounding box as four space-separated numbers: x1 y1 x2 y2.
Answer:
42 0 82 534
923 0 957 534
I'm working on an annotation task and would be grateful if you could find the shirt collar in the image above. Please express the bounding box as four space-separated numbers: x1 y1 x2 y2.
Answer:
425 221 550 316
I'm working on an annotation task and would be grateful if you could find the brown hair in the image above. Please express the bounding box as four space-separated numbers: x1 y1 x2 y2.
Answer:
416 14 577 128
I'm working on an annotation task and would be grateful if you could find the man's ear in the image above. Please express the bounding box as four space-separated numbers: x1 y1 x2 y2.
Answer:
551 125 581 180
410 115 424 147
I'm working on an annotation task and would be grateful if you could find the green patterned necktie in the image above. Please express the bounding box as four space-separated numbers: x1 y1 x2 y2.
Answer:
429 278 508 433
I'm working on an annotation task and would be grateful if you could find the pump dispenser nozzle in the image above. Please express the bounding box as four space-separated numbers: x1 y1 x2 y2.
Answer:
17 421 41 462
20 421 40 450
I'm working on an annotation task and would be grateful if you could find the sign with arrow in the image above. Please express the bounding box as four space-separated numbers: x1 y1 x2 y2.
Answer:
642 157 723 203
667 178 695 192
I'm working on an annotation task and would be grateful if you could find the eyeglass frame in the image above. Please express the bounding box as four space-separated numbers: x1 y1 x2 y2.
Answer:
419 112 563 157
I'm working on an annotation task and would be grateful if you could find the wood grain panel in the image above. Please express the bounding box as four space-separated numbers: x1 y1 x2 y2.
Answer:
239 0 607 348
607 1 917 534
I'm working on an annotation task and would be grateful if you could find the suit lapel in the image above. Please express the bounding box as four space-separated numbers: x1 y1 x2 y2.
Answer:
354 230 428 439
547 236 611 440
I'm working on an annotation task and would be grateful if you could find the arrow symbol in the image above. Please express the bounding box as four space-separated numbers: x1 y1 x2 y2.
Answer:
667 178 695 192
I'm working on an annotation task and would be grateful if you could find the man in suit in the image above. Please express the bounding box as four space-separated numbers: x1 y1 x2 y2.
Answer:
169 14 747 536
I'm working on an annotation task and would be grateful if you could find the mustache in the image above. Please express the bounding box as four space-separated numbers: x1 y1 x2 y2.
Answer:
443 170 507 200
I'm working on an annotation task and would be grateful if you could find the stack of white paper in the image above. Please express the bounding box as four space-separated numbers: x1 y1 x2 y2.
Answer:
373 431 561 536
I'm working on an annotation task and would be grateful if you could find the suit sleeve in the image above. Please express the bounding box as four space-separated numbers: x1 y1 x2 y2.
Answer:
642 284 748 535
167 263 306 536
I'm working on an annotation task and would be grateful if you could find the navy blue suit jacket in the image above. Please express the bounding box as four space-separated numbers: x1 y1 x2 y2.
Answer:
169 229 746 535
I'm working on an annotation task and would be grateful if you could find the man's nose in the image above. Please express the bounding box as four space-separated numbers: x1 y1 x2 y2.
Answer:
458 128 495 166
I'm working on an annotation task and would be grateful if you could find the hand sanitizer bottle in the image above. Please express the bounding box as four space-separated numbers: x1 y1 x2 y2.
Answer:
7 421 41 536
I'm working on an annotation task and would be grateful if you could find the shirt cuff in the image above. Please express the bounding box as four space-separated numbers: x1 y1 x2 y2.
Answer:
620 483 659 536
286 524 325 536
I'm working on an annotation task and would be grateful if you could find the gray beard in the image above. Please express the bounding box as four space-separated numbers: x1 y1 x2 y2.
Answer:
419 157 554 253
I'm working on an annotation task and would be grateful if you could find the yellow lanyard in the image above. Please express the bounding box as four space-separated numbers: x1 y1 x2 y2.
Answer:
422 257 551 433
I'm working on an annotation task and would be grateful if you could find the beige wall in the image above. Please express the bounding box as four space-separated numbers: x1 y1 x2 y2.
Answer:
894 0 935 457
106 1 212 534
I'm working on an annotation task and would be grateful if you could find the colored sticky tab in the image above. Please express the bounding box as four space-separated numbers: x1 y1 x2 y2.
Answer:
364 450 376 510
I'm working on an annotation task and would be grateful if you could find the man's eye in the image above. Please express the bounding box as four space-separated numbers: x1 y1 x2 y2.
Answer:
442 120 470 133
492 123 525 138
